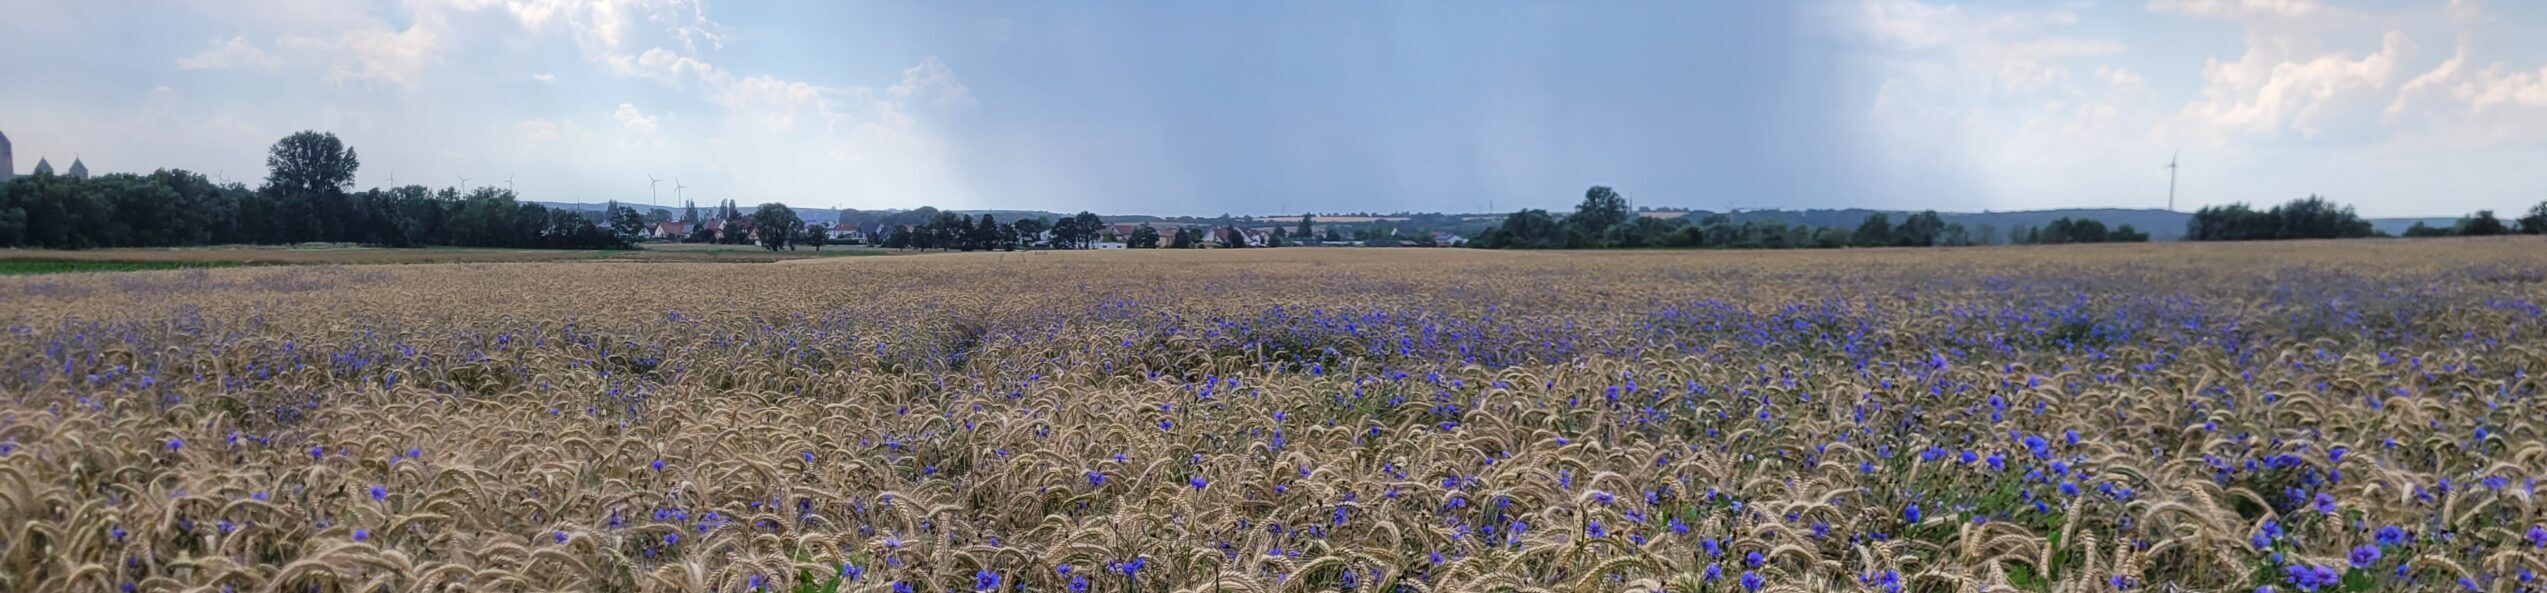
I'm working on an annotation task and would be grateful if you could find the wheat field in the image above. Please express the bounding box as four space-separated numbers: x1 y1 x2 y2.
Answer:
1 239 2543 593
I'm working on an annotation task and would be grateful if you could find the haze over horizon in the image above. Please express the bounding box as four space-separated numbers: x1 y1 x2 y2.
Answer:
4 0 2545 218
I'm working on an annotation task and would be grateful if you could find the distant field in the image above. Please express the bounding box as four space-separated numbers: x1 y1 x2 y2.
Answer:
0 242 899 273
0 259 244 275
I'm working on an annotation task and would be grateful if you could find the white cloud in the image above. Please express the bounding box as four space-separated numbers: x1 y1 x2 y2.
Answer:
2099 66 2147 91
504 0 631 52
1842 0 2547 215
2146 0 2323 19
2176 32 2403 138
1846 0 2124 95
2459 65 2547 110
517 118 585 147
533 73 557 82
714 76 832 132
612 103 663 147
1997 39 2127 93
889 57 974 106
609 46 721 84
174 37 279 70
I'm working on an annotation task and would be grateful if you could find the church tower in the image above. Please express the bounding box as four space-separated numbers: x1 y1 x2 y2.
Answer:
0 128 13 184
33 157 52 176
67 157 88 179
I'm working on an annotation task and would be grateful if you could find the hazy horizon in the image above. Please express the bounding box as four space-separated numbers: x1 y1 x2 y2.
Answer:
6 1 2546 218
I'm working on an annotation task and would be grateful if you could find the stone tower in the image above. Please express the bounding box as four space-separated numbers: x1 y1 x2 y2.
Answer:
67 157 87 179
0 128 12 184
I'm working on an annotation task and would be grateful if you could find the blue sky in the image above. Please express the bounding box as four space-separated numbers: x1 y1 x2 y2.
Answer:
2 0 2543 217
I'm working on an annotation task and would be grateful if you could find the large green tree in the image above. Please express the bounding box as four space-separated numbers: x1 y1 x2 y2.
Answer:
1567 186 1629 236
751 203 801 251
1071 211 1104 248
2456 210 2510 236
1012 218 1048 247
1894 211 1945 247
264 131 361 196
1853 213 1893 247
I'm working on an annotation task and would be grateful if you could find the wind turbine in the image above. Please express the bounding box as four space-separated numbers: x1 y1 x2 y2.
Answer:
457 175 471 190
675 179 688 205
383 171 396 186
2164 150 2179 212
647 175 663 208
504 174 516 193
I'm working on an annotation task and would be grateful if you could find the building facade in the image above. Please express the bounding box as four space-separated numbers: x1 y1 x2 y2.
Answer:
0 128 12 184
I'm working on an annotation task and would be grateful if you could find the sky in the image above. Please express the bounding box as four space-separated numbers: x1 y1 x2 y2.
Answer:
1 0 2544 217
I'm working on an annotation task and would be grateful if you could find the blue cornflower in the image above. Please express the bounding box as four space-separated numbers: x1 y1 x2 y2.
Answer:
1741 571 1764 592
974 569 1000 591
2313 492 2337 514
353 529 369 542
1190 476 1208 491
1904 503 1923 523
2376 525 2409 547
2349 544 2380 568
369 484 387 501
165 438 183 452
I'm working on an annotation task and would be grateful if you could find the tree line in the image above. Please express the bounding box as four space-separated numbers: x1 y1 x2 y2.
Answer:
2185 196 2547 240
0 131 629 250
1475 187 2148 250
874 210 1108 251
2399 205 2547 238
865 209 1377 251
